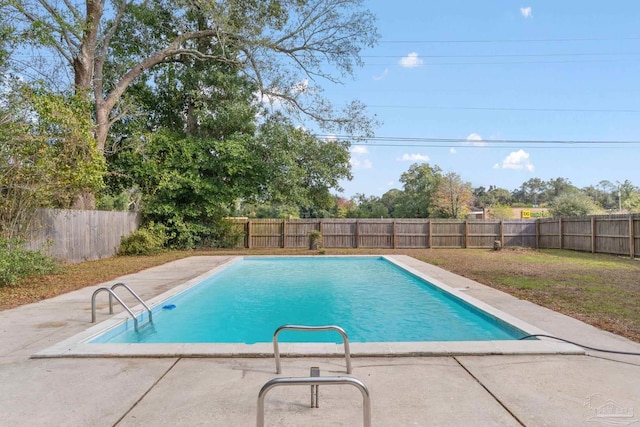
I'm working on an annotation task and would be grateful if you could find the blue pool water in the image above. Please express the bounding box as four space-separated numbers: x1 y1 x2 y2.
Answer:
91 257 526 344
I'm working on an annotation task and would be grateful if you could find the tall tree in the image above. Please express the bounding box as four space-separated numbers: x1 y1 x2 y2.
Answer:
395 163 442 218
474 185 512 208
550 193 600 217
7 0 378 156
432 172 474 218
347 194 389 218
544 177 578 201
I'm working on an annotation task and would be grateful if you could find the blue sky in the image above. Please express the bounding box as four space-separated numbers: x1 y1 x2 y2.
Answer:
323 1 640 198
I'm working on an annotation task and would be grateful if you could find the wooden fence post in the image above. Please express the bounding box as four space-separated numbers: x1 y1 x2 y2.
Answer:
630 215 635 259
282 219 286 249
427 220 432 248
464 220 469 248
355 220 359 248
500 220 504 245
558 218 563 249
535 220 539 249
392 220 397 249
247 220 252 249
591 216 596 253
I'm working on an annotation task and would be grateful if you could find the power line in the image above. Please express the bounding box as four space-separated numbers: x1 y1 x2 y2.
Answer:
347 143 632 150
328 135 640 144
361 58 640 66
363 52 640 59
318 135 640 147
364 105 640 114
379 37 640 44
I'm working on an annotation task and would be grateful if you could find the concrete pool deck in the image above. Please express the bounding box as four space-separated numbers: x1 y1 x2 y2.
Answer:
1 255 640 426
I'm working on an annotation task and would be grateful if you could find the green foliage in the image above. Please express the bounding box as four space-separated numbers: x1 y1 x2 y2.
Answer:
347 194 389 218
396 163 443 218
308 230 322 249
118 224 168 256
201 219 245 248
96 191 131 211
487 204 514 220
0 238 59 286
1 82 105 237
28 87 106 205
474 185 512 208
549 193 600 217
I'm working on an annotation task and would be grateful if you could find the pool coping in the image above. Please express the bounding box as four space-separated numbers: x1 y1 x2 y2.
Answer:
33 255 584 358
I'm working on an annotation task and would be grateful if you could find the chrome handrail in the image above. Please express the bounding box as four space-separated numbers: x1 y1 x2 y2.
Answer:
257 376 371 427
91 287 139 330
110 283 153 323
273 325 352 374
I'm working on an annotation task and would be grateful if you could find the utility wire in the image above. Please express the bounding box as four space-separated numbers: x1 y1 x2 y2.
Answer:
364 105 640 113
379 37 640 44
318 135 640 145
346 143 633 150
363 52 640 59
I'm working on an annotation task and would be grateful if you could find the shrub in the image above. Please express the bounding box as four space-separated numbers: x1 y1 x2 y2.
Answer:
0 238 59 286
118 223 168 256
200 219 245 249
308 230 322 250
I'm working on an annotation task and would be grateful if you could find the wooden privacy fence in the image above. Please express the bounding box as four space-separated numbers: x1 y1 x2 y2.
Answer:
24 209 140 263
233 218 537 250
233 215 640 258
538 214 639 258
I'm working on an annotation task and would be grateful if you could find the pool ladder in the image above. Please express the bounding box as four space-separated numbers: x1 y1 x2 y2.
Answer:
257 375 371 427
273 325 352 374
258 325 370 426
91 283 152 331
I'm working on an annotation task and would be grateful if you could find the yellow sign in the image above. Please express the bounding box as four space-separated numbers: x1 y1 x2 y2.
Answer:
521 210 531 218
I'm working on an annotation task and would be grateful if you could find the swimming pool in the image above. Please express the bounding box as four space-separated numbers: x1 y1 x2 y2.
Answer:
36 255 582 358
91 257 526 344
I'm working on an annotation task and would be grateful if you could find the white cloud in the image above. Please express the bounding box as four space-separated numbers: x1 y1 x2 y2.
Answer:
350 146 369 155
350 157 373 169
520 6 532 18
350 145 372 169
450 148 457 154
399 52 424 68
398 153 430 162
497 149 535 171
373 68 389 80
466 132 487 147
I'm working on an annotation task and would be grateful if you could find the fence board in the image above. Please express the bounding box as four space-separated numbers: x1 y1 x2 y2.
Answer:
396 220 430 248
594 215 630 255
322 219 357 248
560 217 592 252
430 221 466 248
467 221 500 248
24 209 140 262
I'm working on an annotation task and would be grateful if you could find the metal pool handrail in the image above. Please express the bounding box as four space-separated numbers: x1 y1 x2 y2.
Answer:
91 287 139 330
110 283 153 323
257 376 371 427
273 325 352 374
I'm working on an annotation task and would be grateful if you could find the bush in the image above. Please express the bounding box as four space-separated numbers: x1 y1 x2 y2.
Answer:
308 230 322 250
200 219 245 248
118 223 168 256
0 239 59 286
